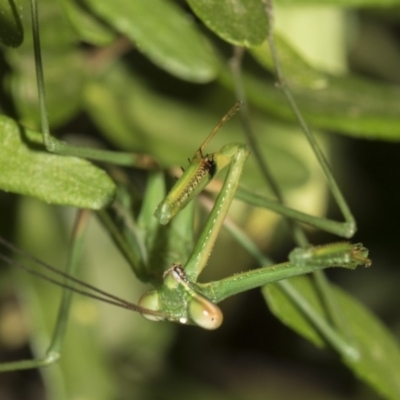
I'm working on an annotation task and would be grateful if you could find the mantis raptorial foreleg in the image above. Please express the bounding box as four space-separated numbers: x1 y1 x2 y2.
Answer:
139 103 370 330
139 102 249 329
154 102 243 224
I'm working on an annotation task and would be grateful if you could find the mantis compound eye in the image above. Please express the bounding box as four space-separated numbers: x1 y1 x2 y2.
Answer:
188 294 223 330
139 291 165 321
140 266 223 328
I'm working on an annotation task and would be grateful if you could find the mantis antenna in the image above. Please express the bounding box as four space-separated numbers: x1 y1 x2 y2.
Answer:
194 101 242 160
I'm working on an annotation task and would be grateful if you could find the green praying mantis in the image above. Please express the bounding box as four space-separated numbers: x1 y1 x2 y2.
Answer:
0 0 372 391
0 95 370 338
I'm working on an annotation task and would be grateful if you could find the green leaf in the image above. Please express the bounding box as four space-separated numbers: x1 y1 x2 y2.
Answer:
230 34 400 141
6 47 85 128
187 0 268 47
60 0 116 46
0 0 24 47
0 116 116 209
241 71 400 141
84 0 218 82
250 34 327 89
264 276 400 400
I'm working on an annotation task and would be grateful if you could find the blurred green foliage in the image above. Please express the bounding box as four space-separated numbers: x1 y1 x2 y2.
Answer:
1 1 400 400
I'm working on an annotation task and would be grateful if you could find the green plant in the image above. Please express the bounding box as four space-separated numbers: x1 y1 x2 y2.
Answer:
1 1 400 400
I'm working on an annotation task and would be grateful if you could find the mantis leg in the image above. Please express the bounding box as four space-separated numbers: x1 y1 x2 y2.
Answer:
0 210 89 372
29 0 147 167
